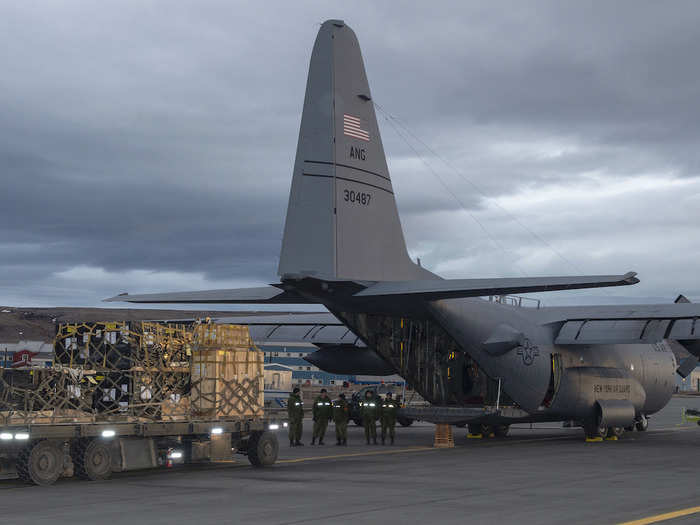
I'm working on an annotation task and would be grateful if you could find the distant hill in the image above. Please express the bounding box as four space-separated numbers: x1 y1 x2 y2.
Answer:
0 306 310 343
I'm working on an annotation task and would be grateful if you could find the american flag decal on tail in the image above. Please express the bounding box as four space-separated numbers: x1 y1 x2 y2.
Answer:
343 114 370 141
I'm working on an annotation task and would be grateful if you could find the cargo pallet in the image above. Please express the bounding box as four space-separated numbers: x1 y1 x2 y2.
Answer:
0 321 282 485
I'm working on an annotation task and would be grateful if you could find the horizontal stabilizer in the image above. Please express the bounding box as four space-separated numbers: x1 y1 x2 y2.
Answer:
104 286 313 304
354 272 638 300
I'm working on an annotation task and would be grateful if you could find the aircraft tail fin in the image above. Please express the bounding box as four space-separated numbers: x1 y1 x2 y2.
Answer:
278 20 432 282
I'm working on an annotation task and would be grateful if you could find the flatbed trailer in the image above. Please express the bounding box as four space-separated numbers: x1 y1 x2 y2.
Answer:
0 320 282 485
0 415 283 485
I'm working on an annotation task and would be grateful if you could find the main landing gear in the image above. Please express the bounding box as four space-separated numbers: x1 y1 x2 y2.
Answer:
584 415 648 441
466 424 510 439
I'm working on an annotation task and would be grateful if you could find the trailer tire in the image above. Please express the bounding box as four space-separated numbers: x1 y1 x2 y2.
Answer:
72 438 113 481
16 440 63 486
397 417 413 427
247 431 278 468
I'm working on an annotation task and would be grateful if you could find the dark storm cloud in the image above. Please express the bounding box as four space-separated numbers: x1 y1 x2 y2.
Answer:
1 1 699 306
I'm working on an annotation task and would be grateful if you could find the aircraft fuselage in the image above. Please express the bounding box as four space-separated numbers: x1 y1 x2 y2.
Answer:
428 298 676 419
327 294 676 428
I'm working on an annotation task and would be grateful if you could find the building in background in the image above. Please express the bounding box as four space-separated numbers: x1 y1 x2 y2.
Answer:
263 363 294 408
0 341 53 368
260 343 355 386
677 366 700 392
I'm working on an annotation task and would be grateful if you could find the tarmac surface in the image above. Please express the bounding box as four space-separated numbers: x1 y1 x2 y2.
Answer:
2 396 700 525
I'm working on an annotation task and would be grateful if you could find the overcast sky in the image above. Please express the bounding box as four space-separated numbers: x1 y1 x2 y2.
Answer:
1 1 699 308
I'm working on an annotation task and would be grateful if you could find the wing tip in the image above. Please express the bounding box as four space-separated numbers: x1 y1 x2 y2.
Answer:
103 293 130 303
622 271 639 285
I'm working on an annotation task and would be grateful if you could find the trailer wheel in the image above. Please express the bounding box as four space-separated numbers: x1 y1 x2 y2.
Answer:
353 418 363 426
397 417 414 427
247 431 278 467
16 440 63 486
72 438 113 481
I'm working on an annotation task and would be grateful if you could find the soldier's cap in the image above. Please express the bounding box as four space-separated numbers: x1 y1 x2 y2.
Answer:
320 388 327 393
293 387 300 393
386 392 393 396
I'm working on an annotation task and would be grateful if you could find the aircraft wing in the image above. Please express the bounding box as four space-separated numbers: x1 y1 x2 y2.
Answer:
104 272 637 305
353 272 639 300
213 313 382 373
539 303 700 345
219 313 364 346
103 286 313 304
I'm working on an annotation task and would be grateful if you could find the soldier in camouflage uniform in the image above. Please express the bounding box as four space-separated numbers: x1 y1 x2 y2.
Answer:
380 391 399 445
286 387 304 446
311 388 332 445
361 390 379 444
332 392 350 446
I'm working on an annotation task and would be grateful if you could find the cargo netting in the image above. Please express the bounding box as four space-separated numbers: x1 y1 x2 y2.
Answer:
0 322 264 425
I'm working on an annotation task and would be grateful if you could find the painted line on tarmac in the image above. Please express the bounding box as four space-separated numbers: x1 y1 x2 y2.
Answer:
278 446 436 464
280 436 575 464
651 425 695 432
618 505 700 524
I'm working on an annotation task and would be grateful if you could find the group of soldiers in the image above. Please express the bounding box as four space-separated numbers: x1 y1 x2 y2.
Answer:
286 387 399 447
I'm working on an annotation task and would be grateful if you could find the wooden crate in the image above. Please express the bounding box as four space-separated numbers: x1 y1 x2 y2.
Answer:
189 325 264 419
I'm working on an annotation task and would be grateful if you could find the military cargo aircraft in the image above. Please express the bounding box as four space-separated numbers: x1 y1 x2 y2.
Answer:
108 20 700 439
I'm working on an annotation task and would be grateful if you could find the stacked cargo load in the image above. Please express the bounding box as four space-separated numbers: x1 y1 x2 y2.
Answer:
0 321 264 425
189 323 264 419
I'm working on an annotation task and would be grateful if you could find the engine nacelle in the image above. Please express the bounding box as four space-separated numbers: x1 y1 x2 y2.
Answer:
595 399 636 428
304 345 395 375
549 366 646 423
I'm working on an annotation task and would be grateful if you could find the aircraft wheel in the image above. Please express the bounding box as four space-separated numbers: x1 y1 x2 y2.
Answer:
607 427 625 439
481 424 494 437
467 424 482 435
583 422 607 439
635 416 648 432
16 440 63 486
494 425 510 438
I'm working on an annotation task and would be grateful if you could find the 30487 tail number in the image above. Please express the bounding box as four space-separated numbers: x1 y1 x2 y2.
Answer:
343 189 371 206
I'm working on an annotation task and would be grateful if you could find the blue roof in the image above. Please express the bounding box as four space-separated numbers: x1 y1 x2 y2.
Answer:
265 364 294 371
260 345 313 354
268 357 308 366
293 370 354 381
